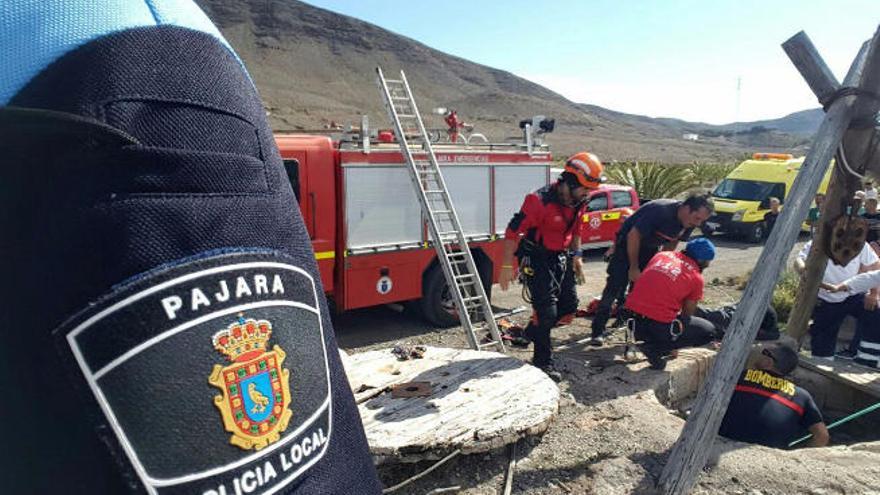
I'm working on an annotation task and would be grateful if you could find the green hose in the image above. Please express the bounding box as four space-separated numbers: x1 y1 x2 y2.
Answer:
789 400 880 447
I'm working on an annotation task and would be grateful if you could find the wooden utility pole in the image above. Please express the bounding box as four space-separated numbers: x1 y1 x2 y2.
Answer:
785 33 878 341
658 26 880 495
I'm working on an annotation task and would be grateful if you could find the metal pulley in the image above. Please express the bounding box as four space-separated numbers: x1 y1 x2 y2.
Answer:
826 191 868 265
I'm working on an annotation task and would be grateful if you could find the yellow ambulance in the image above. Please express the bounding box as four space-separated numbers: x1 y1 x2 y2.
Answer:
703 153 832 243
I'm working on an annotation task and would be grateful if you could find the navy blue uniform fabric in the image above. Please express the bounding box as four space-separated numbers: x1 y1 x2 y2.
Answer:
630 315 716 355
809 294 866 358
719 369 823 449
615 199 692 254
1 26 380 494
591 199 692 337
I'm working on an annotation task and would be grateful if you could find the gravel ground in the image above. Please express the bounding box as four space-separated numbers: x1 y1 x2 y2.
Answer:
333 235 880 494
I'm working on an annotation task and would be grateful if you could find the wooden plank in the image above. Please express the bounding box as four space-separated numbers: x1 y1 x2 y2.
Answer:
800 356 880 396
344 346 559 463
658 27 880 495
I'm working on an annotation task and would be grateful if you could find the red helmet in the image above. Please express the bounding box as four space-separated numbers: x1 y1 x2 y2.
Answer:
564 152 605 189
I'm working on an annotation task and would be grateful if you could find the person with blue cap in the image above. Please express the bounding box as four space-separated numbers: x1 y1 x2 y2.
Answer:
0 1 380 493
623 237 719 369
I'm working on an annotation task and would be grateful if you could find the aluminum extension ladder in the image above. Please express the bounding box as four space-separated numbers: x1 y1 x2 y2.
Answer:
375 67 505 352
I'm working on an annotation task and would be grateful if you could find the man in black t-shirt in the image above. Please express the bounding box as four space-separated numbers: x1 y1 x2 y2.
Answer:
719 344 829 449
589 194 713 345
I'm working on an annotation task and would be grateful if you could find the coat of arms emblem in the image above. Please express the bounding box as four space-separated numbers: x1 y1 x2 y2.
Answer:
208 315 293 450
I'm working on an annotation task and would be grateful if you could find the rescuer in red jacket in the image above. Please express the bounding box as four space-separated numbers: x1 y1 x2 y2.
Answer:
499 152 605 381
623 237 719 370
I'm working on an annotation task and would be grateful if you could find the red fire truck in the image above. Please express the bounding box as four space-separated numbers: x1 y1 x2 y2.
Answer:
275 125 637 326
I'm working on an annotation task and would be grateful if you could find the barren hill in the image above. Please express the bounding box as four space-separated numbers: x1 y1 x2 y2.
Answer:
196 0 816 162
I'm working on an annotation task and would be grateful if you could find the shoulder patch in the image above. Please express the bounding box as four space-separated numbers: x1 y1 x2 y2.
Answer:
54 252 331 495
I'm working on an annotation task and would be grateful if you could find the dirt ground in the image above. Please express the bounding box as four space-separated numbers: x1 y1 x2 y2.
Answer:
333 235 880 494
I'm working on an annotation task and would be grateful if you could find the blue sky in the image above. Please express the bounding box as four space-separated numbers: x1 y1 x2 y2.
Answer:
302 0 878 125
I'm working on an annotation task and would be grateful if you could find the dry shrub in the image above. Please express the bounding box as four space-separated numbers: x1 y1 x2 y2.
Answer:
772 271 800 324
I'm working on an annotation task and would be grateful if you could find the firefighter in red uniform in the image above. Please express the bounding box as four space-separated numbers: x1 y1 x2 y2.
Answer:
623 237 719 370
499 152 605 381
444 109 470 143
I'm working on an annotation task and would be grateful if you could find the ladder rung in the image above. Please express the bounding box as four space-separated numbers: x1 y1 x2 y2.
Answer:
385 79 404 84
434 210 452 215
425 190 445 194
391 96 410 101
478 341 503 349
455 274 476 280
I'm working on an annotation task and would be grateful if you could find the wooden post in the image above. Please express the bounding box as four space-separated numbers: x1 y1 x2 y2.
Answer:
786 33 880 340
784 35 872 341
658 27 880 495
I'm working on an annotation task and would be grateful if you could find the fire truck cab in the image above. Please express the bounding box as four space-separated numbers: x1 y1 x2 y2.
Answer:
581 184 640 249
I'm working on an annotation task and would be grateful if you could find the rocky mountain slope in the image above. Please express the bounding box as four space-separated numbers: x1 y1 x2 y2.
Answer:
196 0 817 162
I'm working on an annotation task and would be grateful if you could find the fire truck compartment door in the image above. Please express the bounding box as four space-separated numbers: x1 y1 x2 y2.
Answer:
494 166 549 234
438 166 489 236
345 167 423 249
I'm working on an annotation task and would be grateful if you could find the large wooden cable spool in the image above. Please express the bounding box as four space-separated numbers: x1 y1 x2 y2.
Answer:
343 346 560 463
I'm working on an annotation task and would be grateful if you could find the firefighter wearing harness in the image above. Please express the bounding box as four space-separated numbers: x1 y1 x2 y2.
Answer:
623 237 719 370
499 152 605 381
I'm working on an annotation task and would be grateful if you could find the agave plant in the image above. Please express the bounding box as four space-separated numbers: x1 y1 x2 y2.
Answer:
605 162 698 201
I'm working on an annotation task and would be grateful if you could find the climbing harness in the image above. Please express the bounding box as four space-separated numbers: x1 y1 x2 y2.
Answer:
517 241 568 305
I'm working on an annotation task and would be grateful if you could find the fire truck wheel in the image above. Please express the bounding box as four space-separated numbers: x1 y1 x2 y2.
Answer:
419 263 493 328
420 266 460 327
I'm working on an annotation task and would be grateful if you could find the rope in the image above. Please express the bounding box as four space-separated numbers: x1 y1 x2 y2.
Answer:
788 400 880 447
837 143 866 180
820 86 880 112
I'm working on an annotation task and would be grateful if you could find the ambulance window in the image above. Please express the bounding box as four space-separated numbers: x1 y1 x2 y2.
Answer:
611 190 633 208
283 159 301 203
588 193 608 211
770 183 786 204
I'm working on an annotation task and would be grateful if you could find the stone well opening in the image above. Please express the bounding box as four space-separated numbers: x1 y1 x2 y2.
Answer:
654 348 880 447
